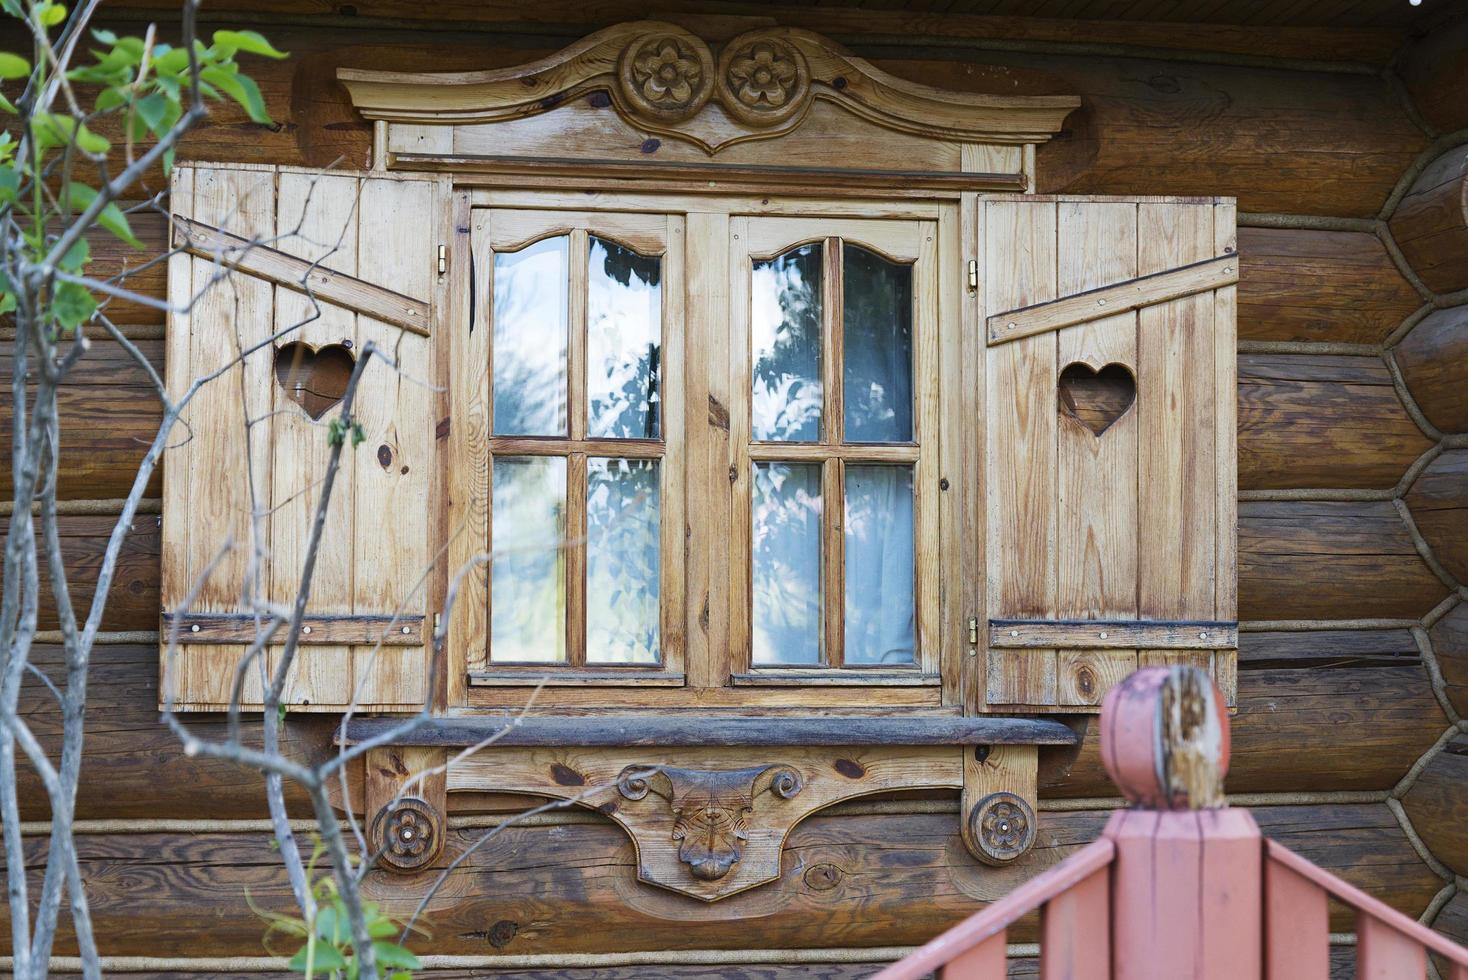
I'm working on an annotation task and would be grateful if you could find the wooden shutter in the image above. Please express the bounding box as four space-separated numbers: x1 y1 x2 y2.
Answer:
161 164 448 711
980 196 1238 711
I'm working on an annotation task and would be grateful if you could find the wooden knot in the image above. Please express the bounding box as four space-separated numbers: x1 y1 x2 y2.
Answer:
1100 665 1229 810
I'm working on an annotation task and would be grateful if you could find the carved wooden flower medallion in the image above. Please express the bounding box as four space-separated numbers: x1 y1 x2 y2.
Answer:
616 30 715 123
969 790 1037 865
717 31 810 127
371 797 443 872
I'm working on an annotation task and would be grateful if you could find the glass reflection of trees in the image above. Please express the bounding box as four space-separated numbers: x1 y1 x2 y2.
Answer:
752 243 823 442
843 244 913 443
490 232 666 665
752 461 823 665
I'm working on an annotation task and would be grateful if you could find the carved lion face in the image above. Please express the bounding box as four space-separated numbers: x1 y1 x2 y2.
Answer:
670 794 754 881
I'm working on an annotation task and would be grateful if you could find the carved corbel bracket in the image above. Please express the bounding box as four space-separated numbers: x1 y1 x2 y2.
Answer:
344 716 1075 900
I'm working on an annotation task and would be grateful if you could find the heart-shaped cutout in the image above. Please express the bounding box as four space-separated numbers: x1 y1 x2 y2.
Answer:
1058 361 1136 436
274 341 356 421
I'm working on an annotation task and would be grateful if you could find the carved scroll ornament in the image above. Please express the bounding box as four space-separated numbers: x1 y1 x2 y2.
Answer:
338 21 1079 154
618 763 803 881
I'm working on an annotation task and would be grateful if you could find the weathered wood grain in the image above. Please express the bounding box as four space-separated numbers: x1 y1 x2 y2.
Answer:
0 339 165 500
1430 602 1468 718
1395 306 1468 435
1400 734 1468 877
1237 354 1432 491
1041 662 1446 798
1389 146 1468 295
1237 228 1420 345
1405 449 1468 584
0 805 1439 957
1239 501 1447 621
0 514 159 632
17 645 340 821
1400 17 1468 134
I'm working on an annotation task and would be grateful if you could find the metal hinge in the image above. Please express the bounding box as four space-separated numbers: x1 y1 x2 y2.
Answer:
437 244 447 275
967 259 978 291
968 617 979 645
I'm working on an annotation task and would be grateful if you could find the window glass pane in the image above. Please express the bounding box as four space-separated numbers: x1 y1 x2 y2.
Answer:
751 461 823 665
493 236 568 436
588 237 662 439
490 456 567 662
843 244 913 443
844 465 915 665
752 243 823 442
587 457 661 664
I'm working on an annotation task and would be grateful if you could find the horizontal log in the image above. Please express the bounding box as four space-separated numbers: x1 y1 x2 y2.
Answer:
1237 228 1420 345
342 714 1080 747
1 804 1439 957
1389 146 1468 295
1400 18 1468 134
1238 354 1431 491
1396 305 1468 435
1405 449 1468 583
1400 733 1468 876
1239 501 1448 621
1429 602 1468 720
1041 658 1446 797
988 619 1236 649
0 339 165 500
0 514 160 632
17 645 340 821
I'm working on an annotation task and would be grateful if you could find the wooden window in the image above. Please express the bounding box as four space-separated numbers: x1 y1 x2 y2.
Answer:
468 210 686 683
727 217 941 684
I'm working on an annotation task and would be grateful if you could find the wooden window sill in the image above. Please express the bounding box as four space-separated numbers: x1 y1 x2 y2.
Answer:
338 714 1078 748
469 670 684 688
728 670 940 687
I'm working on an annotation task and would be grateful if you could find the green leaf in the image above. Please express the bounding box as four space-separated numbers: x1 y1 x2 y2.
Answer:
135 91 169 132
367 918 398 939
211 29 288 59
0 0 23 19
202 65 270 124
37 3 67 28
388 973 414 980
149 46 191 77
371 942 420 969
59 237 89 273
90 28 116 44
0 165 18 203
31 112 109 154
52 281 96 328
94 86 127 113
65 183 142 248
0 292 15 315
0 52 29 79
288 941 347 975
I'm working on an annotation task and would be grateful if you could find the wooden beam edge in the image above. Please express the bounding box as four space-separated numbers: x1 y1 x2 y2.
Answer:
986 254 1239 345
989 618 1239 650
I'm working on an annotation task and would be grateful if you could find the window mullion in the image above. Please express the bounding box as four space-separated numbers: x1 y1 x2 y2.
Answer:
568 228 589 442
823 456 845 668
567 451 588 667
823 237 844 447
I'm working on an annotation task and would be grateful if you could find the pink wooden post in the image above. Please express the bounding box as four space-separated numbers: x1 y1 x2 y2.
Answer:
1101 666 1262 980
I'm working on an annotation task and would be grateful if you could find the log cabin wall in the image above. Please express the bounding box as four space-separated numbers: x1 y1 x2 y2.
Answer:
3 1 1467 975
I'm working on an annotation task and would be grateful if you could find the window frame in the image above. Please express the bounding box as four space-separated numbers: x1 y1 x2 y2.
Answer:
725 215 942 685
452 193 963 712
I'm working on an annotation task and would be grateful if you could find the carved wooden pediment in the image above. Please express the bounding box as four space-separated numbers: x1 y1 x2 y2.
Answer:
337 21 1079 155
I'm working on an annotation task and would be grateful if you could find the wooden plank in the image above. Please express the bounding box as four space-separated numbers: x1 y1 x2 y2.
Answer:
1039 866 1109 980
160 613 425 646
990 619 1237 650
936 930 1005 979
1213 204 1238 639
984 198 1057 705
339 714 1080 747
1137 202 1216 623
1109 809 1201 980
1198 809 1263 980
1356 913 1427 979
1264 847 1330 980
987 254 1236 346
348 175 438 707
269 170 359 706
176 216 431 336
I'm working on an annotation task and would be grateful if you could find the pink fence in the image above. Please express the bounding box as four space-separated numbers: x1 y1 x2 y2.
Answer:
874 667 1468 980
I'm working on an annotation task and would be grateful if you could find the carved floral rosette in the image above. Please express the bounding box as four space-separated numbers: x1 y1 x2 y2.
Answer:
716 30 811 127
615 27 715 123
969 790 1037 866
371 796 444 873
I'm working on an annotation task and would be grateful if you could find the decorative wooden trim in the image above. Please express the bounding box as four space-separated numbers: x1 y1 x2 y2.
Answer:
175 217 432 337
989 619 1239 650
161 612 425 646
338 21 1078 151
390 152 1028 194
985 254 1238 346
365 746 447 874
339 714 1079 747
438 743 1041 901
